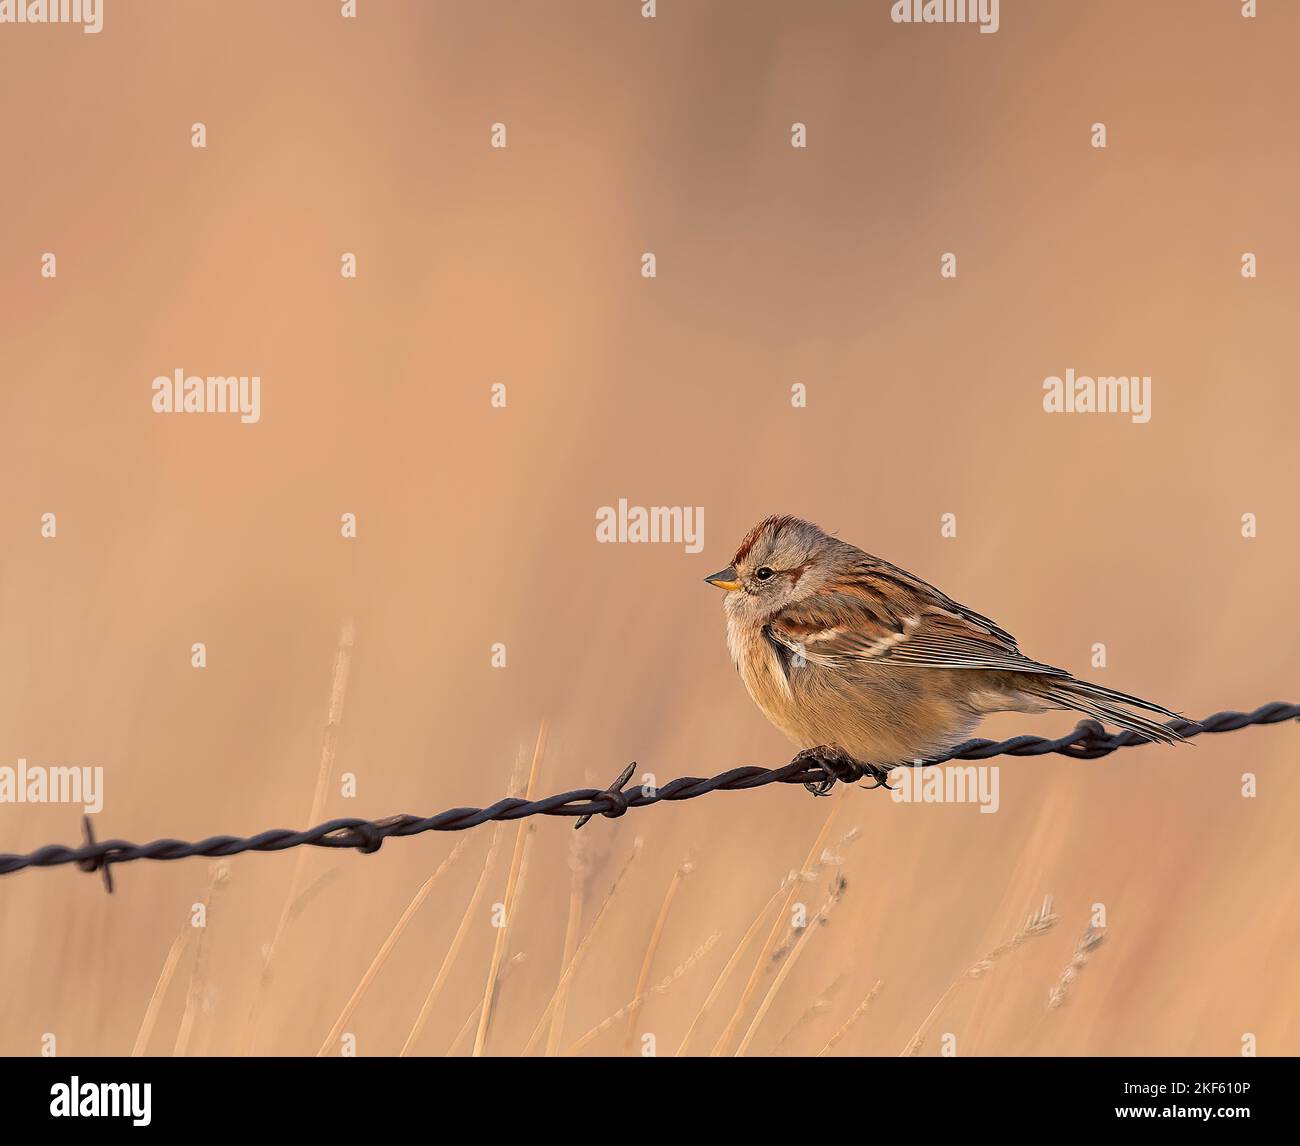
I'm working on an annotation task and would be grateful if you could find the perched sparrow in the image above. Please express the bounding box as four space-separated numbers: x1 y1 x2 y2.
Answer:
706 515 1184 784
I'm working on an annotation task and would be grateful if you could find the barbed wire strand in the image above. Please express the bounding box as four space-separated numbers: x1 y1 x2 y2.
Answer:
1 702 1295 891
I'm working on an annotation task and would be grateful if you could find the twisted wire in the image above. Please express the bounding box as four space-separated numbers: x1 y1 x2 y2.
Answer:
1 702 1294 886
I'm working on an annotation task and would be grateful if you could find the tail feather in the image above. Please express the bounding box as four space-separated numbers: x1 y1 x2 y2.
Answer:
1034 678 1190 744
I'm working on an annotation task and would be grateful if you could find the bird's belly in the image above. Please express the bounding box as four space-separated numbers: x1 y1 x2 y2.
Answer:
743 652 978 764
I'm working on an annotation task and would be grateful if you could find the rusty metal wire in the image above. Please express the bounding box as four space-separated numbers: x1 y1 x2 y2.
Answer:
1 702 1294 889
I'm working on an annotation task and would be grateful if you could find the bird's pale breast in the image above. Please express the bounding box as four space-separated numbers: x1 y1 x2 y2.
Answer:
729 616 982 763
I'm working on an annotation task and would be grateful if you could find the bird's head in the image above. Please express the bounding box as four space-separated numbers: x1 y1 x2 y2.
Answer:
705 515 839 622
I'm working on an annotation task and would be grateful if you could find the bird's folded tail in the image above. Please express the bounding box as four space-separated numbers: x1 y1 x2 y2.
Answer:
1032 677 1190 744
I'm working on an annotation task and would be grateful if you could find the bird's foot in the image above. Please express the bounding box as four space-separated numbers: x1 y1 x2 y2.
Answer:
794 745 895 796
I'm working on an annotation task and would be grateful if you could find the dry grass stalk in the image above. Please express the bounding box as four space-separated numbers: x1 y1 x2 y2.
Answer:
710 793 848 1056
816 979 884 1057
900 894 1059 1057
472 724 547 1056
1048 924 1106 1009
483 829 539 1038
770 827 862 964
772 972 845 1054
773 999 833 1052
545 831 589 1056
817 827 864 867
243 616 354 1054
446 953 526 1056
131 933 188 1056
623 856 694 1050
172 860 232 1056
287 869 340 925
566 932 722 1055
521 838 644 1055
734 874 849 1056
446 1005 481 1058
400 822 508 1055
675 880 789 1056
315 837 469 1056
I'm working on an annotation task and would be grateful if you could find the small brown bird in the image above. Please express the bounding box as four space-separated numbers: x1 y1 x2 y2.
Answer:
706 515 1185 784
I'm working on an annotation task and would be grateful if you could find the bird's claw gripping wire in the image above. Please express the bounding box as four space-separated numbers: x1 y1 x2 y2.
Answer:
794 746 895 796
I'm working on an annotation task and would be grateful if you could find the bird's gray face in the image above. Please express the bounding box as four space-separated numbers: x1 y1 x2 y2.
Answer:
705 517 829 623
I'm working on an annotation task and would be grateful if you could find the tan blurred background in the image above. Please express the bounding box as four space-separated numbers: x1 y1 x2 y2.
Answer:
1 0 1298 1057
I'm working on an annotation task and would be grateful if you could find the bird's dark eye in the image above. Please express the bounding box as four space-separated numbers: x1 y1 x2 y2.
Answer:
755 566 774 581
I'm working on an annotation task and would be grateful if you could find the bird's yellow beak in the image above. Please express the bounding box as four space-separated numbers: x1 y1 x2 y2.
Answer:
705 566 742 592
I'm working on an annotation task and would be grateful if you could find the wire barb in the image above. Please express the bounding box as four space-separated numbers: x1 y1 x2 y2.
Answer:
2 702 1295 887
75 815 114 894
575 762 638 830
